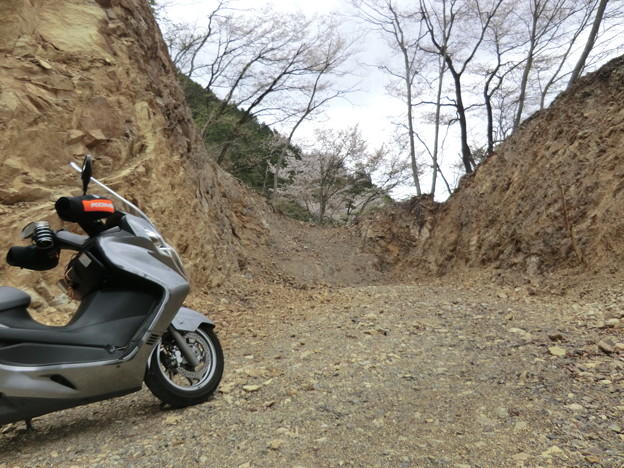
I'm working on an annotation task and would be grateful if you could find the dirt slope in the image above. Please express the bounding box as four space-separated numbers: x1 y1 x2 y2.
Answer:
0 0 273 303
358 57 624 285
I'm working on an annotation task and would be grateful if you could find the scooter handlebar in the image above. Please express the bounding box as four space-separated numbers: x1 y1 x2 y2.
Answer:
54 230 88 251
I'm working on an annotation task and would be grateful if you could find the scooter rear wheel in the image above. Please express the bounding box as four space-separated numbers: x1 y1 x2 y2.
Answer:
144 326 224 408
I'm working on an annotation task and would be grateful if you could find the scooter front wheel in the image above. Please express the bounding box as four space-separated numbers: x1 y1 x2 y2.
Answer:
144 326 224 408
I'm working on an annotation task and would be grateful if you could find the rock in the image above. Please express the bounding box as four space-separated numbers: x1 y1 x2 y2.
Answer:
494 407 509 419
598 341 614 354
242 384 261 392
605 318 621 328
267 439 283 450
541 445 564 458
243 367 265 378
514 421 528 432
218 382 236 394
85 128 108 145
36 58 53 70
512 452 530 462
164 415 180 425
547 332 564 342
566 403 585 411
548 346 567 357
50 294 70 307
66 129 86 144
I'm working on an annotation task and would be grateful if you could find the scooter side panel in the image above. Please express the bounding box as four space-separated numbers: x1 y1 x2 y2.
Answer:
98 233 190 336
0 342 112 366
0 347 149 401
0 387 141 426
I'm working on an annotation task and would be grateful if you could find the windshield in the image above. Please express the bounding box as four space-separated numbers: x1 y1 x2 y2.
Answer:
70 161 153 228
69 161 187 277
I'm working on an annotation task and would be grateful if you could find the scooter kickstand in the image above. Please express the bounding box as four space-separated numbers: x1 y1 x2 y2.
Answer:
24 419 35 431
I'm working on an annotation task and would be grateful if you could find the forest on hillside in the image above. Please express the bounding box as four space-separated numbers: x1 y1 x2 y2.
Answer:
154 0 624 221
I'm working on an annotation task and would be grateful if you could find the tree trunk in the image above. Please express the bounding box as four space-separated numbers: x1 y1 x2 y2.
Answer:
446 60 473 174
484 72 496 157
431 57 445 194
568 0 609 88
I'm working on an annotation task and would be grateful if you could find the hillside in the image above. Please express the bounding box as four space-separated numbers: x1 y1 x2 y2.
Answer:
0 0 275 304
3 1 624 295
358 56 624 293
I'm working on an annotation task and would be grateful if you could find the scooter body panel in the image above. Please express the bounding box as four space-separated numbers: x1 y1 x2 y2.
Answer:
171 307 215 332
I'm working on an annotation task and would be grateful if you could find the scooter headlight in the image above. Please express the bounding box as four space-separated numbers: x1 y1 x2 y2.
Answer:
144 228 186 276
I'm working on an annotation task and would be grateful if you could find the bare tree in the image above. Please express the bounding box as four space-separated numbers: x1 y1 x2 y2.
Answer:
511 0 579 129
567 0 610 87
163 7 354 168
536 0 604 108
352 0 425 195
479 2 525 155
278 127 366 223
428 53 447 194
160 0 624 198
420 0 505 174
164 1 231 84
277 126 402 223
344 146 410 221
270 22 356 202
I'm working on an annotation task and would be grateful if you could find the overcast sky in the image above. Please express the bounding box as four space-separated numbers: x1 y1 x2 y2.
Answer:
159 0 624 201
159 0 408 164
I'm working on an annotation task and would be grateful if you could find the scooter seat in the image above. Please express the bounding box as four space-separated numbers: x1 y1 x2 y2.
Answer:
0 286 31 312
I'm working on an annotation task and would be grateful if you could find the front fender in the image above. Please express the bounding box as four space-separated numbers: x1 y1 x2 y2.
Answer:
170 307 215 332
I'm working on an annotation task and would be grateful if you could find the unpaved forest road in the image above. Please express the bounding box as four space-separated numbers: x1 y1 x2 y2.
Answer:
1 277 623 468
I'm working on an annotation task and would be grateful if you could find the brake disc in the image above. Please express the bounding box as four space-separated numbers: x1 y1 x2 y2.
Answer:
174 331 209 379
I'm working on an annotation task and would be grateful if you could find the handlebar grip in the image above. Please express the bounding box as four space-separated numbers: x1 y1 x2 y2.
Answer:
6 245 60 271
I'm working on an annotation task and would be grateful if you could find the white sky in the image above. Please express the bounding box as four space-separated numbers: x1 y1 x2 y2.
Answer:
160 0 624 201
161 0 404 145
160 0 434 199
166 0 350 17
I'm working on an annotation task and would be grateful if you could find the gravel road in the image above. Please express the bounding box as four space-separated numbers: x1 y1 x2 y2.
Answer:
1 278 623 467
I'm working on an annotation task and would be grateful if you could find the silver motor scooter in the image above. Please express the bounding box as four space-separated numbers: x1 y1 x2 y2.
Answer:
0 155 223 426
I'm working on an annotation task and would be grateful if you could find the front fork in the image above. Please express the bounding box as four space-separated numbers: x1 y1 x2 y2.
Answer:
160 306 216 370
167 326 200 368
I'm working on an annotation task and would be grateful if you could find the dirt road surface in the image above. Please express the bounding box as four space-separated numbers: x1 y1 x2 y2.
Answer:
1 275 623 467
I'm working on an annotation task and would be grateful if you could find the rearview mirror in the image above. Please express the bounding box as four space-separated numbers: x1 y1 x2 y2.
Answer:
81 154 93 195
20 222 37 239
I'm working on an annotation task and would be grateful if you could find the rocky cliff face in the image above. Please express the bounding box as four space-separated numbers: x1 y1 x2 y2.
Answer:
360 57 624 281
0 0 271 306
